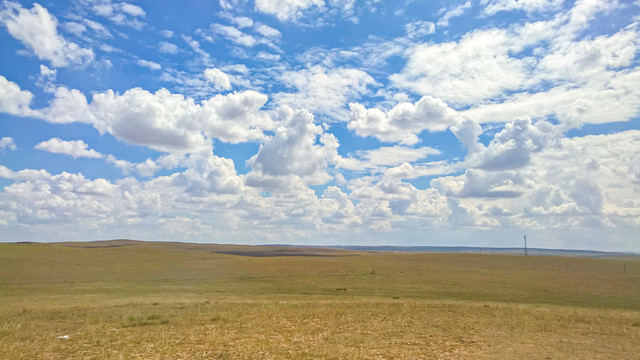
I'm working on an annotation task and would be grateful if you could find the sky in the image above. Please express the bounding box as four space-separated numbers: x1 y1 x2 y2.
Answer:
0 0 639 251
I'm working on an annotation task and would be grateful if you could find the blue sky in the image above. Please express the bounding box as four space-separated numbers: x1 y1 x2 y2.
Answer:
1 0 639 251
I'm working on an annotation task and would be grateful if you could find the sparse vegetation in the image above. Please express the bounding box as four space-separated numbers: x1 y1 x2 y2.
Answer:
0 241 639 359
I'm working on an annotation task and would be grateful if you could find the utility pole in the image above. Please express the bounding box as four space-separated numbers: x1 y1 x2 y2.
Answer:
524 235 527 256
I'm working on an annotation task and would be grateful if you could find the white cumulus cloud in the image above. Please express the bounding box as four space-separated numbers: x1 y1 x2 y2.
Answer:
34 138 102 159
0 75 35 116
159 41 179 54
204 68 232 91
390 28 529 106
137 59 161 70
0 2 94 67
119 3 145 17
254 0 324 21
348 96 462 145
274 65 376 121
469 117 561 171
36 87 274 153
0 137 17 150
246 106 339 186
171 154 244 195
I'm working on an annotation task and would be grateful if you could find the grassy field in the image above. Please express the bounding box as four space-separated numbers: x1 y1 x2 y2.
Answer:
1 240 639 359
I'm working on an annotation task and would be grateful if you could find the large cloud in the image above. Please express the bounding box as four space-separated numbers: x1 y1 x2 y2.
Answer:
318 186 361 225
0 2 94 67
431 169 524 199
197 90 273 143
33 87 273 153
392 0 637 132
463 28 640 126
469 117 561 171
530 130 640 224
274 66 376 121
171 154 244 195
431 129 640 231
36 87 91 124
431 117 563 199
88 88 212 153
0 131 638 244
246 106 339 186
0 153 248 236
348 96 462 145
0 0 638 249
463 67 640 127
348 179 450 231
0 171 119 225
390 28 530 106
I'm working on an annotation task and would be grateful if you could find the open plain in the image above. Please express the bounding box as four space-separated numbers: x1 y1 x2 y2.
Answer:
1 240 639 359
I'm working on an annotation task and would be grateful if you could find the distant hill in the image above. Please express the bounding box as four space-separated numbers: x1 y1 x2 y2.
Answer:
12 239 636 258
269 244 636 258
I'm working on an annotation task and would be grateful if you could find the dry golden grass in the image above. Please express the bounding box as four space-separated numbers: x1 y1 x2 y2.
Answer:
0 241 639 359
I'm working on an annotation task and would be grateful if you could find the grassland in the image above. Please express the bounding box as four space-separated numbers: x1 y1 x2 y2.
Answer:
1 240 639 359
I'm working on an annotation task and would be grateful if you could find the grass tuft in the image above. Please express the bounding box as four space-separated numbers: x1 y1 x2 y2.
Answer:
123 314 168 328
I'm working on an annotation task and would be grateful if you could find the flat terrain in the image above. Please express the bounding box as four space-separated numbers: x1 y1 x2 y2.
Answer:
1 240 639 359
